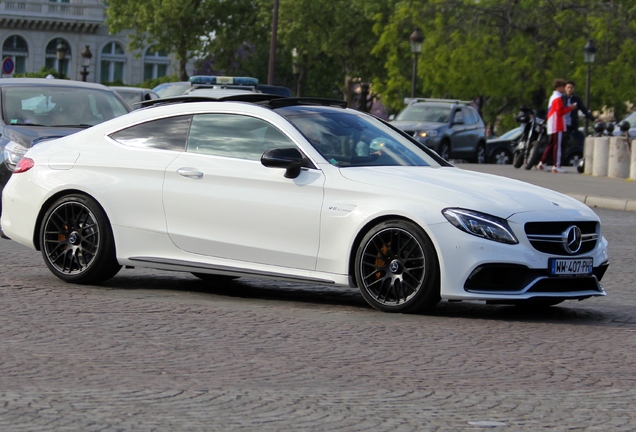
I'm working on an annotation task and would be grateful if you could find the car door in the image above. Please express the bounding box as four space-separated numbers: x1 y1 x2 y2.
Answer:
163 113 325 270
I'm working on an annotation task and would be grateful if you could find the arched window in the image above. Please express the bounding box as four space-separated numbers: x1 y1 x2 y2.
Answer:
143 46 170 81
45 38 72 76
2 35 29 75
100 42 126 84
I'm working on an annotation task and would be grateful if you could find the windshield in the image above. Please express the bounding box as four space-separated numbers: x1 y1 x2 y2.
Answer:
279 107 442 167
621 111 636 125
2 86 130 127
497 127 522 140
395 104 451 123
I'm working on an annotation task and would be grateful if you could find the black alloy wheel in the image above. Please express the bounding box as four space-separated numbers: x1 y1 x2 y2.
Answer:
40 194 121 284
355 220 440 313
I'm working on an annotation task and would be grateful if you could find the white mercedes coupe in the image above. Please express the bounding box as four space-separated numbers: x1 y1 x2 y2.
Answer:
1 95 609 313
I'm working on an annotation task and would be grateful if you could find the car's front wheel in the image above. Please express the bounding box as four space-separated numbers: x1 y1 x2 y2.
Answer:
490 148 512 164
355 220 440 313
40 194 121 284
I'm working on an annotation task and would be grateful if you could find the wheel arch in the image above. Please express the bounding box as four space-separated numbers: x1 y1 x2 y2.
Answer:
347 214 441 288
32 189 111 251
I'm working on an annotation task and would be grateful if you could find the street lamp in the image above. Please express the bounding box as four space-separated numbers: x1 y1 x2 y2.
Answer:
80 45 92 82
409 28 424 98
56 40 67 78
583 39 597 135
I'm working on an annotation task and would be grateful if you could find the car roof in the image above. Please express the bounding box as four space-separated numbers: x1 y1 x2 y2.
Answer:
0 78 115 91
139 94 348 110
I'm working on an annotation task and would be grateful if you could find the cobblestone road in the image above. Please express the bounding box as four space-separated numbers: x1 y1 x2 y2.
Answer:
0 208 634 431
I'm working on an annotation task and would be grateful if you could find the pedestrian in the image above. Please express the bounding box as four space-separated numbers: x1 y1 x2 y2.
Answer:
563 80 595 145
537 78 575 173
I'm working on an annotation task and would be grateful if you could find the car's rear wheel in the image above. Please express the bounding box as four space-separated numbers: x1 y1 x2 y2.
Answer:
355 220 440 313
439 141 451 161
40 194 121 284
191 273 238 283
473 142 486 164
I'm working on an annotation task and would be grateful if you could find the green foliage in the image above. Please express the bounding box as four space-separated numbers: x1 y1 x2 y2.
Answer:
24 67 64 79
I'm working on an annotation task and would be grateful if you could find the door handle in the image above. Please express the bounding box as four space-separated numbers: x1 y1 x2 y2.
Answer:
177 168 204 179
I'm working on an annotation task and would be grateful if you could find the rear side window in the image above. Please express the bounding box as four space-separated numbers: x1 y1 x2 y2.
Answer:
110 115 191 151
187 114 296 161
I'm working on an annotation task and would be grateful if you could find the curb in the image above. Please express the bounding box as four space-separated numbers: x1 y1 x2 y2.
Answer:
568 194 636 212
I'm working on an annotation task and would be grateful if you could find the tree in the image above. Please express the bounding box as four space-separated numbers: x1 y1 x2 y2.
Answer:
106 0 250 81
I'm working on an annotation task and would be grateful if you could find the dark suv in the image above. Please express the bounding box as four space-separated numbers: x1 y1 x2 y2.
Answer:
390 98 486 163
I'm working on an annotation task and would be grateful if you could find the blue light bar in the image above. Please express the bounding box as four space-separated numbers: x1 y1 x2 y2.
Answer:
189 76 259 85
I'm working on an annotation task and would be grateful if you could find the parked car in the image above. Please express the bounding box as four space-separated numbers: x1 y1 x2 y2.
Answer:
152 81 191 98
110 86 159 109
486 127 522 164
390 98 487 163
1 95 609 313
0 78 131 216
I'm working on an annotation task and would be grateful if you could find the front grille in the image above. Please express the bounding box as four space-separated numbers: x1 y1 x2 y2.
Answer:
525 221 598 255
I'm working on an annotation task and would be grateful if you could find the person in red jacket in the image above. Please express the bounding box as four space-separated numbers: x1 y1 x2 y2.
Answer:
537 78 576 173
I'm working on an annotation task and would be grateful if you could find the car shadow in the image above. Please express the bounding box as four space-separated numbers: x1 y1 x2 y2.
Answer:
98 272 634 327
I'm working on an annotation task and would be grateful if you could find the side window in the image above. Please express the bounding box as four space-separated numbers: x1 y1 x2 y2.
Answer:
453 109 464 124
464 107 479 125
187 114 296 161
110 115 191 151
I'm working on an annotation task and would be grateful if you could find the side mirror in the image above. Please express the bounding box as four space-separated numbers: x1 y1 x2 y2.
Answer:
388 114 395 121
261 147 304 179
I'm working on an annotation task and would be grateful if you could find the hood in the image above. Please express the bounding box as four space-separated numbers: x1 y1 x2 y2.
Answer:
3 125 85 148
390 120 444 131
339 166 590 219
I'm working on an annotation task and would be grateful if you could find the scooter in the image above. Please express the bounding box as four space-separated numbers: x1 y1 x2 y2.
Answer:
512 107 547 170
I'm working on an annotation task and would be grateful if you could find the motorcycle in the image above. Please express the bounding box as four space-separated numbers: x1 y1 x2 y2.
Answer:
512 107 547 170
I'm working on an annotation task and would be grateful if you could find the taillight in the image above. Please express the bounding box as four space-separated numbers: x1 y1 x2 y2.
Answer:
13 157 34 173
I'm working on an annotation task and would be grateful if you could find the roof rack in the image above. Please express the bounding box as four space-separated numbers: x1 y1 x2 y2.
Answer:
189 75 259 86
404 97 472 105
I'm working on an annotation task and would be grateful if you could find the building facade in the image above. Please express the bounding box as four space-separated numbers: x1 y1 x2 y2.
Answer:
0 0 189 84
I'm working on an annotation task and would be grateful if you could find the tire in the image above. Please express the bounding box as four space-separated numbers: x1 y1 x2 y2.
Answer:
191 273 238 283
473 142 486 164
490 148 512 165
439 141 450 161
524 140 542 170
563 151 582 167
40 194 121 284
354 220 440 313
513 149 524 168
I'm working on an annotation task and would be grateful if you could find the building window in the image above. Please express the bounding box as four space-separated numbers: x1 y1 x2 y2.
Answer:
45 38 71 76
100 42 126 84
2 35 28 75
143 47 170 81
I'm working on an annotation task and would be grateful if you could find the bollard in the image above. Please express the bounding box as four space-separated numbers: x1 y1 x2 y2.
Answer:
631 140 636 181
583 136 595 175
608 136 630 178
592 136 609 177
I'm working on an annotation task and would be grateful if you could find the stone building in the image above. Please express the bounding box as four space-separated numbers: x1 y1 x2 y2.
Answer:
0 0 189 84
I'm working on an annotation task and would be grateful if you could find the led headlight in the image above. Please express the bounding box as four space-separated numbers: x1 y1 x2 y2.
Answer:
442 208 518 244
417 130 437 138
3 140 29 171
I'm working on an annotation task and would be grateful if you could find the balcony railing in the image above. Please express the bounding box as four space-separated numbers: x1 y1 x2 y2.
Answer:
0 0 105 23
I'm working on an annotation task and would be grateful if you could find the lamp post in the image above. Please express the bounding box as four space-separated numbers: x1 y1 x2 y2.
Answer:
80 45 92 82
583 39 597 135
409 28 424 98
56 40 67 78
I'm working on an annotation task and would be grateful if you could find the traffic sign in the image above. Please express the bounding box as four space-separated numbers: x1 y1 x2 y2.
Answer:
2 57 15 75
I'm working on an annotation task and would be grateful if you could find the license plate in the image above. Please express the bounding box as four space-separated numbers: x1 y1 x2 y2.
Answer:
549 258 593 276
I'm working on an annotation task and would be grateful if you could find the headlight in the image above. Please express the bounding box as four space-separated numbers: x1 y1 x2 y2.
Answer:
417 130 437 138
3 140 29 171
442 208 518 244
